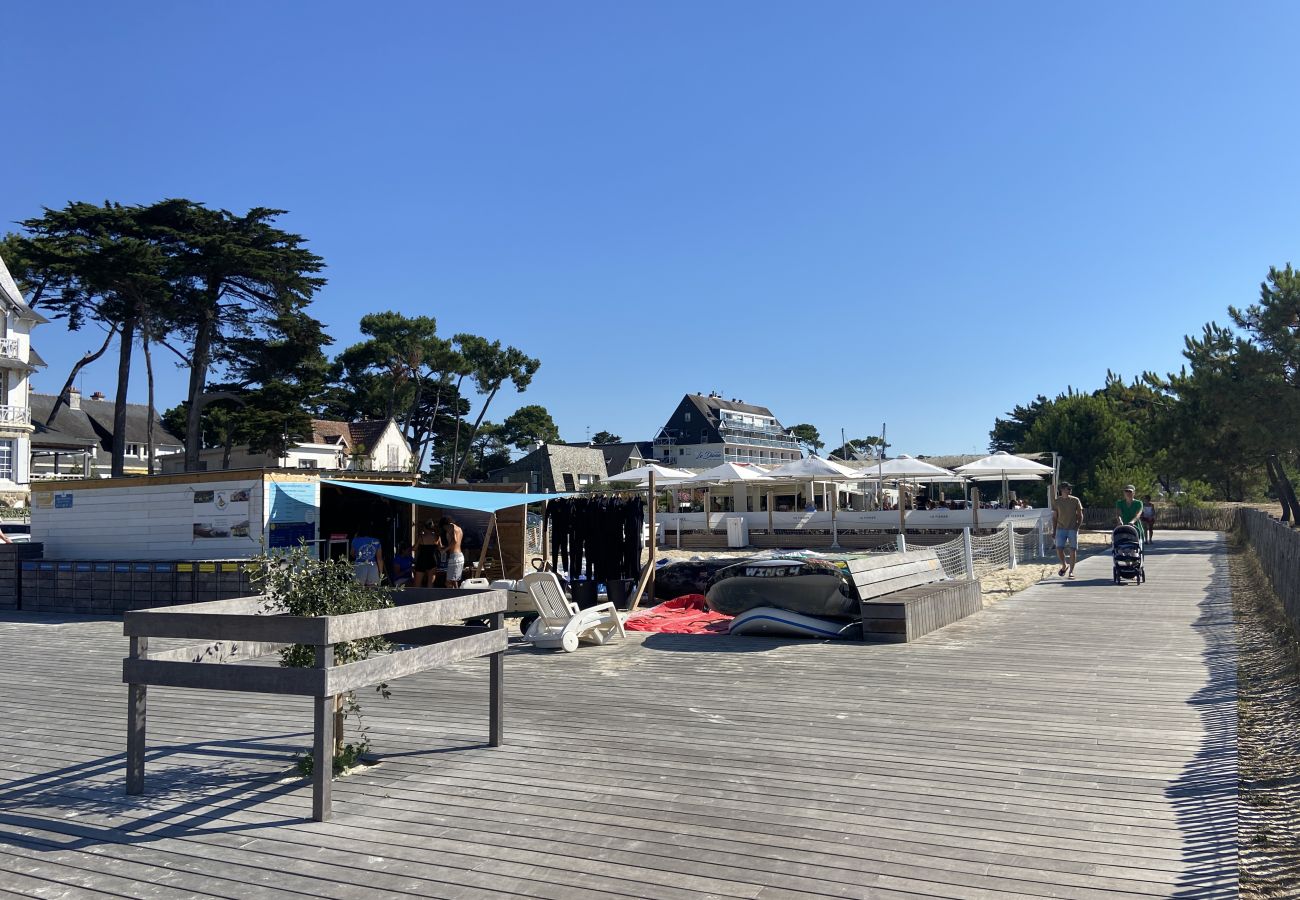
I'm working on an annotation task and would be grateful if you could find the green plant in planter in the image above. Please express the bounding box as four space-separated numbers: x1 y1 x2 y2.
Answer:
248 543 395 776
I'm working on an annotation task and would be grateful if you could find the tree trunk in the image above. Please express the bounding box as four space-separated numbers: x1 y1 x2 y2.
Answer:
111 316 137 478
1270 454 1300 525
144 334 156 475
45 325 118 427
453 386 499 483
184 302 219 472
1265 456 1289 523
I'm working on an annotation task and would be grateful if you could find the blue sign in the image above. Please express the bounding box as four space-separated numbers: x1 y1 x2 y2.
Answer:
54 493 73 508
268 521 315 548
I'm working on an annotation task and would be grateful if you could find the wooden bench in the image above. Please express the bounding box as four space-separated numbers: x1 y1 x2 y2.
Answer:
847 550 981 642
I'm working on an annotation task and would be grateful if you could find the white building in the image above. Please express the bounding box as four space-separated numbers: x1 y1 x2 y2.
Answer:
0 251 48 498
652 393 804 467
159 418 413 474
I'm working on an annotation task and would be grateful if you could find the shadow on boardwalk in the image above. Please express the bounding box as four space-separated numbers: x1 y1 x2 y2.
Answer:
1166 536 1239 898
0 734 308 851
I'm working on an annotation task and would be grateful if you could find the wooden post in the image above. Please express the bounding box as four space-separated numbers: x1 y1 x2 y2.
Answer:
539 499 549 572
626 542 656 612
767 491 774 535
647 470 656 604
474 513 495 580
489 611 504 746
126 636 148 796
972 488 981 529
492 515 506 580
312 642 334 822
897 482 906 537
704 487 711 534
962 527 975 578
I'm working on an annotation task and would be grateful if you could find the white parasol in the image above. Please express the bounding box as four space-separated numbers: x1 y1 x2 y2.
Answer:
954 451 1053 505
680 462 772 484
601 463 695 485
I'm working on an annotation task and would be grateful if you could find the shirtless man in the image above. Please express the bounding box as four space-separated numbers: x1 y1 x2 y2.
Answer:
440 515 465 588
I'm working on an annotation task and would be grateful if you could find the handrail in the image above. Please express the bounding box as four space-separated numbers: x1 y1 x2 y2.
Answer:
123 587 507 821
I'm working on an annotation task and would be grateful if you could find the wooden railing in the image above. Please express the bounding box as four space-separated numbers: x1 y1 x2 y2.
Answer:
1238 509 1300 635
123 587 507 821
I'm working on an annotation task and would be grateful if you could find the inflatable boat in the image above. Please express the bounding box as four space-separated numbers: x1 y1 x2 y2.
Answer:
655 556 756 601
728 606 854 639
705 557 855 618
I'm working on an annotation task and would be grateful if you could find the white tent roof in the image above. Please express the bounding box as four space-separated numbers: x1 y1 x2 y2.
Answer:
681 462 772 484
762 456 859 480
954 451 1053 476
848 454 959 480
601 463 694 484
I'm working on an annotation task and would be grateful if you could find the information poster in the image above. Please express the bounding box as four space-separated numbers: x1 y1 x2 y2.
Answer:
193 487 253 541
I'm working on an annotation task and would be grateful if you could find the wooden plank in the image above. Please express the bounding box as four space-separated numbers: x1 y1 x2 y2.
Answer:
844 549 939 575
325 628 506 694
325 589 506 642
122 657 324 695
123 609 326 644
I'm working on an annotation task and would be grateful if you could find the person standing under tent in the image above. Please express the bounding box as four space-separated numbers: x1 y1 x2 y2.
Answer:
1116 485 1146 542
440 515 464 588
413 518 442 587
1052 482 1085 579
351 527 385 586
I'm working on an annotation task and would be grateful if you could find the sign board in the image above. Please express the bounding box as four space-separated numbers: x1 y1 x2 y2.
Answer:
54 493 73 509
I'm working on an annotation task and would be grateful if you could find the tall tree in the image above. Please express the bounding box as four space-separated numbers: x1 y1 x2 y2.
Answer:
145 201 326 472
785 423 823 455
591 430 622 445
450 336 540 482
989 395 1050 452
15 202 173 475
328 312 465 471
501 404 560 451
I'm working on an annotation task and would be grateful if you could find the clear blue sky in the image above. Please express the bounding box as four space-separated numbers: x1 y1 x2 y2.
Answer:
6 1 1300 456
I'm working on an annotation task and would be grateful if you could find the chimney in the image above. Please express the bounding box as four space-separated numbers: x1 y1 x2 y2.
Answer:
90 391 105 401
68 387 80 411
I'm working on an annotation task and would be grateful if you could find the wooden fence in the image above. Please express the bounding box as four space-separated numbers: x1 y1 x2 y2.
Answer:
1238 509 1300 635
123 587 507 821
1082 505 1243 532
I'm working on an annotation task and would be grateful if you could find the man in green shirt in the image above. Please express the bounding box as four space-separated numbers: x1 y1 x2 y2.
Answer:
1052 482 1085 578
1116 485 1146 541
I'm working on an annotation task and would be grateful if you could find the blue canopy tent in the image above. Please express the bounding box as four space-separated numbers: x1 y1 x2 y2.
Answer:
323 480 574 582
322 480 571 512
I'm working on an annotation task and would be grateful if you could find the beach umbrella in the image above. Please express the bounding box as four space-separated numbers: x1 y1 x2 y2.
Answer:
601 463 694 485
680 462 772 484
762 456 858 480
954 451 1053 505
844 455 961 533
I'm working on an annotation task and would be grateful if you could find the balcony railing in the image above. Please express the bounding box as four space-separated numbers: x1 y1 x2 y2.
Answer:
0 338 19 360
0 406 31 426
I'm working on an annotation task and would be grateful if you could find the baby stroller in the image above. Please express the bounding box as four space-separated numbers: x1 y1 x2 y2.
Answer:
1112 524 1145 585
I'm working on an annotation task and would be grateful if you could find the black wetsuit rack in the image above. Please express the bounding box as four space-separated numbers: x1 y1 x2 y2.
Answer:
543 494 646 585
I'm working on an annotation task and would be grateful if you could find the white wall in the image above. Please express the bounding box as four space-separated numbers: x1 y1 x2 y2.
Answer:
32 476 268 560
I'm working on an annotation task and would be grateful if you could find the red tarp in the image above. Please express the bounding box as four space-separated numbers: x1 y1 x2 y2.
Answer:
624 594 733 635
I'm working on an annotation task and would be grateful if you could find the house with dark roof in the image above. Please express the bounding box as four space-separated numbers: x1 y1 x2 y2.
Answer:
0 249 48 497
487 443 608 492
30 389 184 480
158 417 413 474
563 441 648 478
651 392 803 468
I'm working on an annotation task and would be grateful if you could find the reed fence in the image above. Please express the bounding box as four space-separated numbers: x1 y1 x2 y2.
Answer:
1082 505 1242 532
1237 508 1300 635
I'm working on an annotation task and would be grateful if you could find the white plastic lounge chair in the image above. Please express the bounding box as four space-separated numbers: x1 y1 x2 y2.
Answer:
520 572 624 652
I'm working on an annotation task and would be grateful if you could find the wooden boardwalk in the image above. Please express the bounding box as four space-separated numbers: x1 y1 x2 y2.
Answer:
0 532 1237 898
